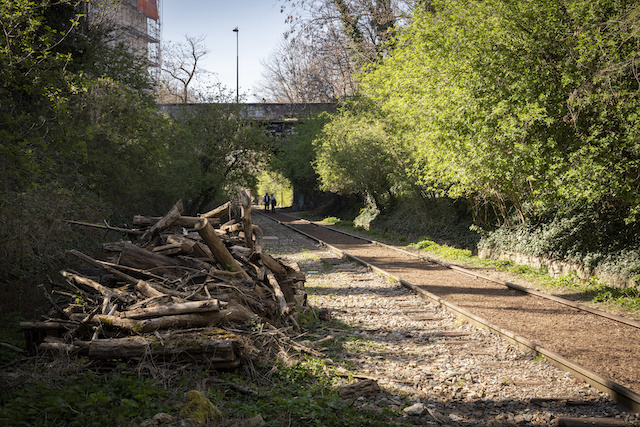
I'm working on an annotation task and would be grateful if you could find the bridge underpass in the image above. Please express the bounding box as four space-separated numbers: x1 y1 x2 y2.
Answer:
159 102 337 210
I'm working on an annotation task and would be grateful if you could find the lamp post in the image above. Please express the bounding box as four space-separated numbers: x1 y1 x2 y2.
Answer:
233 27 239 103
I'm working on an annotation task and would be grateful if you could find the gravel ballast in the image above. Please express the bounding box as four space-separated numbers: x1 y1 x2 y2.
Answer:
256 214 640 426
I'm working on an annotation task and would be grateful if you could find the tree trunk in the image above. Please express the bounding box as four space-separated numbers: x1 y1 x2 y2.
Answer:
116 241 191 278
133 215 219 228
260 253 295 303
60 270 133 303
86 331 240 367
68 249 165 298
74 302 257 333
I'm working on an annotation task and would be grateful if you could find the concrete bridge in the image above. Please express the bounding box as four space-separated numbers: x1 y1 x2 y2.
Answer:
159 102 337 136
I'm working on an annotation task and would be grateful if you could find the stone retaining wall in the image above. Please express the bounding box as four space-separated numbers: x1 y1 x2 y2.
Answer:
478 248 637 289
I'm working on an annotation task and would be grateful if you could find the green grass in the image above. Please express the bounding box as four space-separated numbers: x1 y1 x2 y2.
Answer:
0 309 408 427
411 239 640 313
0 368 173 427
217 360 409 427
410 238 474 262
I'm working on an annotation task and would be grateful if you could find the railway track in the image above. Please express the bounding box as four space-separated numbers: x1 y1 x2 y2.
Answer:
257 209 640 412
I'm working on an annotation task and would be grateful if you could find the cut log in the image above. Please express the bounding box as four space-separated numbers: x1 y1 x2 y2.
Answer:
260 253 295 303
166 235 213 258
86 330 240 367
194 218 251 280
139 199 184 245
120 299 225 319
152 242 194 256
60 270 133 303
118 242 186 275
220 222 242 234
68 250 165 298
252 225 263 255
133 215 219 228
260 253 287 278
20 321 74 351
76 302 257 333
266 272 289 315
199 201 232 219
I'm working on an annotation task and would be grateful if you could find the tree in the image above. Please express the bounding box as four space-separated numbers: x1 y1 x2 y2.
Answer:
0 0 172 312
165 105 270 215
359 0 640 225
272 113 330 198
314 100 405 210
256 0 413 101
76 78 170 211
160 35 210 103
0 0 86 192
256 38 348 102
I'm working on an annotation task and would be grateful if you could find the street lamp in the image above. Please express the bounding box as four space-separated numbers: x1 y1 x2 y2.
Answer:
233 27 239 103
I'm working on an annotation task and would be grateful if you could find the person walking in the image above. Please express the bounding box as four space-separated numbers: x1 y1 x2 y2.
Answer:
270 194 277 213
263 193 270 211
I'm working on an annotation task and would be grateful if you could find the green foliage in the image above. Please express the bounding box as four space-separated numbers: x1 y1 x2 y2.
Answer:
478 203 640 283
0 371 171 427
355 0 640 226
0 2 274 317
309 0 640 279
220 359 406 427
314 99 408 210
0 0 83 192
257 170 293 208
319 216 341 226
75 78 171 212
166 105 270 215
271 113 330 199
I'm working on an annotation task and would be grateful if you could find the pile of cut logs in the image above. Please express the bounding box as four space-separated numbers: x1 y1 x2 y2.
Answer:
20 191 306 368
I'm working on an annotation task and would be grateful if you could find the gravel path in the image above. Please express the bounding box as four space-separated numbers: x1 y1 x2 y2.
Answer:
255 214 640 426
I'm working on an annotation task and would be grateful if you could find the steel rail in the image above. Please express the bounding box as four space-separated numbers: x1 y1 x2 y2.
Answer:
257 210 640 412
270 212 640 331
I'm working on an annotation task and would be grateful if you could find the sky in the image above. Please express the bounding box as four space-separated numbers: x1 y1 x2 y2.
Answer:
161 1 289 102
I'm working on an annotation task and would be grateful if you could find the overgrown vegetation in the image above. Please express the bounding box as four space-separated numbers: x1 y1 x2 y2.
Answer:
0 368 172 427
277 0 640 287
0 1 270 316
0 306 409 427
269 112 331 209
218 361 405 427
0 359 407 427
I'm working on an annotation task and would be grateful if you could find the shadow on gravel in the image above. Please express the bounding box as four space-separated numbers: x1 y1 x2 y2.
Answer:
306 285 408 297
